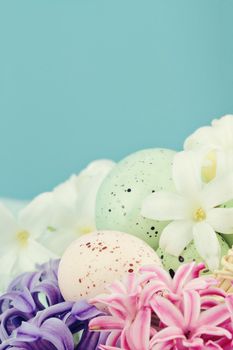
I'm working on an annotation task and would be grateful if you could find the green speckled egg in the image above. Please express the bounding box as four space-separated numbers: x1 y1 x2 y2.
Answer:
157 234 229 275
96 148 176 250
221 199 233 247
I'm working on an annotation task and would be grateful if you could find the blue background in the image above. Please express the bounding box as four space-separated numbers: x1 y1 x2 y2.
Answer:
0 0 233 199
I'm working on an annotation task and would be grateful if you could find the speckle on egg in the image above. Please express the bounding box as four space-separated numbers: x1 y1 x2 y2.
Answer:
96 148 176 250
156 234 229 274
58 230 162 302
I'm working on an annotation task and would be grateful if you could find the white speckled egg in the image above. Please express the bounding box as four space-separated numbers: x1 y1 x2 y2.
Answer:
96 148 176 250
58 230 161 301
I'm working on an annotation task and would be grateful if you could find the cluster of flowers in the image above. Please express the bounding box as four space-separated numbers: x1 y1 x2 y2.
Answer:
141 115 233 270
0 260 107 350
1 115 233 292
89 262 233 350
0 160 115 292
1 259 233 349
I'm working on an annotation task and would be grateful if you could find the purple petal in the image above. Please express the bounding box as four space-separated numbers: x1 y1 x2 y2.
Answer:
72 300 103 321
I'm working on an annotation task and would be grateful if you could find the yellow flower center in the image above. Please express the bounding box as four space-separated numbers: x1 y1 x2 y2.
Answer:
193 208 206 222
89 325 100 331
79 226 93 235
16 230 30 247
202 150 217 183
47 226 56 232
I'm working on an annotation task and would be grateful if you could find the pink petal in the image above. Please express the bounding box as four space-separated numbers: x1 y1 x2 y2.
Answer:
205 340 227 350
120 294 138 319
185 277 217 292
150 296 184 328
226 295 233 324
90 296 127 319
172 262 196 293
139 280 169 308
106 331 121 347
150 326 185 347
193 325 232 339
182 337 203 348
107 280 127 294
183 291 200 329
198 303 230 327
199 287 226 298
121 328 133 350
123 273 139 294
138 271 161 285
201 300 220 309
99 346 122 350
191 262 206 278
140 265 172 288
128 307 151 350
89 316 124 331
151 341 174 350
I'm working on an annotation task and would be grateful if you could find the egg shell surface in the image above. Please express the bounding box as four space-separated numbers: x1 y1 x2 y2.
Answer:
157 234 229 276
58 230 161 301
96 148 176 250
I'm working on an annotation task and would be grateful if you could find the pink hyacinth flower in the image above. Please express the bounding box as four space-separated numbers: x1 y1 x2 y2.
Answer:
89 273 155 349
89 263 231 350
150 290 231 349
140 262 224 304
99 346 123 350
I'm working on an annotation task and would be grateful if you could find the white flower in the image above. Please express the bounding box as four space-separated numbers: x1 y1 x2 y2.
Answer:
0 198 28 215
0 203 57 292
0 159 115 291
184 115 233 181
22 159 115 256
141 151 233 271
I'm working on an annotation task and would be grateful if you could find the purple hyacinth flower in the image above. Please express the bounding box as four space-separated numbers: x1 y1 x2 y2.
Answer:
0 260 106 350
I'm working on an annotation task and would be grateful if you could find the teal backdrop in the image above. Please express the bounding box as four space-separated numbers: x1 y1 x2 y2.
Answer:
0 0 233 199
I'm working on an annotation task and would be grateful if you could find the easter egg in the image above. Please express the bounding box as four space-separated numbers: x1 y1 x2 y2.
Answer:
157 234 229 275
96 148 176 250
58 230 161 301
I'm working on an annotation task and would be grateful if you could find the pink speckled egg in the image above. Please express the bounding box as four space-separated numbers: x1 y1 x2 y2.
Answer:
58 230 161 301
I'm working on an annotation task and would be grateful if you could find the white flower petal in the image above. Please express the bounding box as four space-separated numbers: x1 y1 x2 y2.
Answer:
18 193 54 239
39 228 78 256
184 115 233 152
0 203 18 251
0 240 57 292
184 126 219 151
0 198 28 216
74 160 115 224
46 196 78 231
172 151 202 196
141 192 189 221
54 175 80 208
53 159 115 230
159 220 194 256
201 173 233 209
0 247 19 292
211 115 233 150
19 191 77 240
193 222 220 271
214 150 231 178
207 208 233 234
77 159 115 180
18 238 57 272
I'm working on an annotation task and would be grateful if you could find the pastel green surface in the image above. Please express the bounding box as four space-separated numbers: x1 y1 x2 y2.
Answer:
96 148 176 250
157 234 229 275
